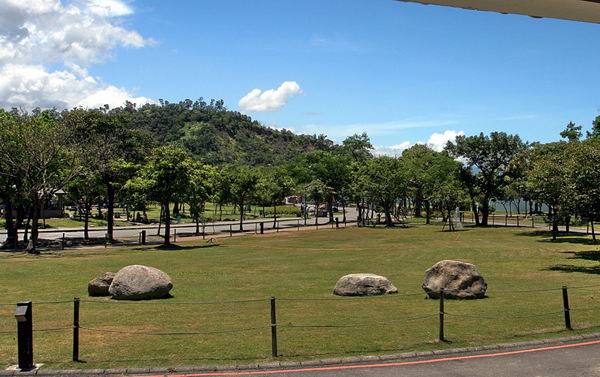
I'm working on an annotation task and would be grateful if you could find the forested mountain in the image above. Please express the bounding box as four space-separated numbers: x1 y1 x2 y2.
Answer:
116 98 338 166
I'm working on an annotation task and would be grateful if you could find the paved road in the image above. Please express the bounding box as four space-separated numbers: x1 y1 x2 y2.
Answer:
242 340 600 377
2 207 360 242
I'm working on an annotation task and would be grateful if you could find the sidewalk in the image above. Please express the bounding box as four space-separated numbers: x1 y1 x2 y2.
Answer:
3 333 600 376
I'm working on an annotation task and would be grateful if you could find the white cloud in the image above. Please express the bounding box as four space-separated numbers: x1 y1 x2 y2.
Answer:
238 81 303 112
0 0 155 110
0 63 152 110
427 130 465 152
373 130 464 156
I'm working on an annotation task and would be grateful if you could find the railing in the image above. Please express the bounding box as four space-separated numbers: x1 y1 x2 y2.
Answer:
2 284 600 366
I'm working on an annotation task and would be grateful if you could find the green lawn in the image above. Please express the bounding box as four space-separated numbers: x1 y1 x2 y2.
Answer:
1 224 600 370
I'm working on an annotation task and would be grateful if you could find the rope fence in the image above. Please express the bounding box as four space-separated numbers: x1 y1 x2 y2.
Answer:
2 284 600 364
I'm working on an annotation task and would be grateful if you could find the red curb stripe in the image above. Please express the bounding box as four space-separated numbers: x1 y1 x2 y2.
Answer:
162 339 600 376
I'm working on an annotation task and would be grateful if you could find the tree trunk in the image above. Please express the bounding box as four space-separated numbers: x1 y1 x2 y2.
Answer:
414 189 423 217
273 204 277 228
384 206 393 227
424 200 431 225
157 206 163 236
106 183 115 241
327 198 334 223
163 202 171 245
2 199 17 249
25 197 40 254
84 201 91 240
239 199 245 232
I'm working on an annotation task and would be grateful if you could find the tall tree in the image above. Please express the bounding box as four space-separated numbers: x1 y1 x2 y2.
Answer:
403 145 461 224
65 108 155 240
445 132 527 226
128 146 193 246
0 109 85 252
184 162 219 235
222 165 261 232
294 150 350 222
520 142 574 240
356 156 408 227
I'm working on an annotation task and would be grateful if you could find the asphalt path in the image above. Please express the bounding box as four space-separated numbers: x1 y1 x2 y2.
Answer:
11 337 600 377
241 341 600 377
5 207 360 242
134 339 600 377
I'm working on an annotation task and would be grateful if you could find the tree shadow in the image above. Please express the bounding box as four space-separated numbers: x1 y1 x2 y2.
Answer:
154 243 220 251
545 264 600 275
515 230 598 245
545 250 600 275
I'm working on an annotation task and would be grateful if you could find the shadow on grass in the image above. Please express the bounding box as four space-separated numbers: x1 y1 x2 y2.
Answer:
153 243 220 251
545 250 600 275
515 230 598 245
545 264 600 275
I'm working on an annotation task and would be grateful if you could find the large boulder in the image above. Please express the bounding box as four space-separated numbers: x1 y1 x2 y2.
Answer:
333 273 398 296
109 265 173 300
88 272 115 296
422 260 487 299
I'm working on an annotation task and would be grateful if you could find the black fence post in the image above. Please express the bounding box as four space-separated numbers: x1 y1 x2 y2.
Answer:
439 288 445 342
270 297 278 357
336 217 339 228
562 286 572 330
260 222 264 234
62 233 66 250
73 298 80 362
14 301 34 370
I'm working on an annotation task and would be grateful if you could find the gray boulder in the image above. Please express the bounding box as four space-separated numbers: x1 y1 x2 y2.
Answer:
109 265 173 300
422 260 487 299
333 273 398 296
88 272 115 296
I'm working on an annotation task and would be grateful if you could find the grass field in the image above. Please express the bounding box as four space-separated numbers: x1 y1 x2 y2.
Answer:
2 223 600 370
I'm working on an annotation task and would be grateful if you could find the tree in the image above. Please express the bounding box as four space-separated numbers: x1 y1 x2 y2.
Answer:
128 146 193 246
403 145 459 224
0 109 86 253
569 139 600 241
342 132 374 161
65 172 104 240
446 132 527 226
184 162 219 235
64 108 155 241
521 142 573 240
294 150 351 222
356 156 408 227
257 166 295 227
560 121 582 142
222 165 261 232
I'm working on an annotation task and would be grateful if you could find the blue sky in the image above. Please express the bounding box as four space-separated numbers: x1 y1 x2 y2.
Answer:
2 0 600 154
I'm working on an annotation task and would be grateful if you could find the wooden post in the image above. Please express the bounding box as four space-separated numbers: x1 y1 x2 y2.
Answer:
439 288 445 342
270 297 278 357
73 298 80 362
562 286 572 330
